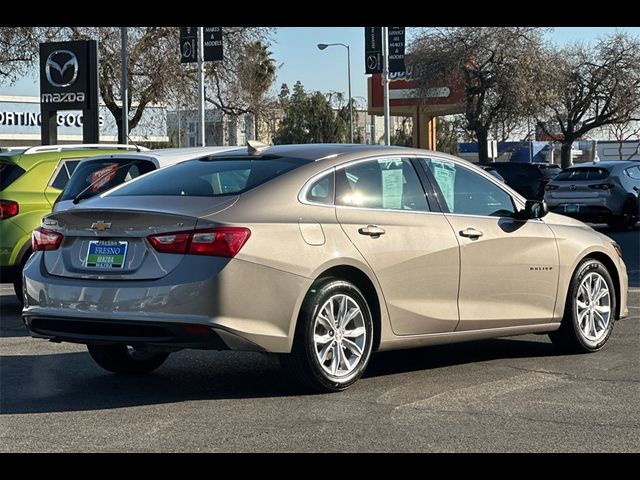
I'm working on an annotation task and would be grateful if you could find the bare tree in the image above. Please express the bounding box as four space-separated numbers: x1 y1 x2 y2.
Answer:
409 27 548 164
535 32 640 168
608 120 640 160
0 27 274 142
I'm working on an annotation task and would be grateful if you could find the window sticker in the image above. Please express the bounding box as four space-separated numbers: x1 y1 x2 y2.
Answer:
91 163 119 192
430 160 456 211
381 168 403 209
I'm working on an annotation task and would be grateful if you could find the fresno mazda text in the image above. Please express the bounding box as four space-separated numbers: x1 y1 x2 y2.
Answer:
21 144 628 392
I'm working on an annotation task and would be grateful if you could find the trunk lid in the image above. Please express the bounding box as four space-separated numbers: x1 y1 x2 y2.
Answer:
41 195 237 280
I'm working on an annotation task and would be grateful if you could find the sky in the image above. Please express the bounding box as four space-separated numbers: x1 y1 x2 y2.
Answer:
4 27 640 106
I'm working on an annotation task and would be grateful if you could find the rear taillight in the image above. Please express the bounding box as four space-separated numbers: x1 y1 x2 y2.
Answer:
544 184 559 191
589 184 615 190
148 227 251 258
0 200 19 219
148 232 191 254
32 227 63 251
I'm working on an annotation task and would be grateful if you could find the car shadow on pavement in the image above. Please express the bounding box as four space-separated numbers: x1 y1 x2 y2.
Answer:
0 292 28 338
1 336 561 415
365 336 559 379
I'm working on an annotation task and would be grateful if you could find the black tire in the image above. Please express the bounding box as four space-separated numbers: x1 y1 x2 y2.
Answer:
13 277 23 307
12 250 31 307
281 278 374 393
607 200 639 231
549 258 616 353
87 344 169 374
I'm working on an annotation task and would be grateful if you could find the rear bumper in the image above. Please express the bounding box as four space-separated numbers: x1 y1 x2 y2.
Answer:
22 252 311 353
548 204 615 223
23 315 262 351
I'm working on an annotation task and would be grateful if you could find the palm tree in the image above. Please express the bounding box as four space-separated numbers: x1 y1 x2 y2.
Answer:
240 41 276 141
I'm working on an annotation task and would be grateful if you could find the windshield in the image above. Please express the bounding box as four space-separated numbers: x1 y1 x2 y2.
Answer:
105 156 310 197
0 162 26 191
60 158 155 201
554 167 610 181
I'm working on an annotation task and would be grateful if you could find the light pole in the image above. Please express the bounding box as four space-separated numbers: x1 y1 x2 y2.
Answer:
317 42 353 143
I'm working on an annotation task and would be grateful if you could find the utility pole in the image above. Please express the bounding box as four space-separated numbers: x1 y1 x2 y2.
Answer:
382 26 390 146
120 27 128 144
198 27 205 146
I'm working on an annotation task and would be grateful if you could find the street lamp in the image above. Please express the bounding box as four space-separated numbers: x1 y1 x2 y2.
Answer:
317 42 353 143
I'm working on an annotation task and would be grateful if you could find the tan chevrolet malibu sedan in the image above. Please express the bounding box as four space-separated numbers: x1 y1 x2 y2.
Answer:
22 144 629 392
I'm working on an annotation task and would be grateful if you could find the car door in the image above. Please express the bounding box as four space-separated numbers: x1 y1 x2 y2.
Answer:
420 157 559 331
335 156 460 335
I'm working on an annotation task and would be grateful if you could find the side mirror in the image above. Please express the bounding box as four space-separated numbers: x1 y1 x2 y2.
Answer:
518 200 548 220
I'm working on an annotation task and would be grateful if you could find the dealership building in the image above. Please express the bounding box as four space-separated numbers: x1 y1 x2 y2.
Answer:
0 95 169 147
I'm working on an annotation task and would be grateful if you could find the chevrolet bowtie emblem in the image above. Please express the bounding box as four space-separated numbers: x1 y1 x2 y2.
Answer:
90 221 112 231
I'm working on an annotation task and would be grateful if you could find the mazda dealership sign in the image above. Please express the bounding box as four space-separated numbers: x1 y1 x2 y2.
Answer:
39 40 99 144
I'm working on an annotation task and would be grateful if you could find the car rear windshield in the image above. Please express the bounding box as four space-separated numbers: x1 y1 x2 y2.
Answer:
59 158 156 201
105 156 310 197
554 167 610 181
538 165 561 176
0 161 26 191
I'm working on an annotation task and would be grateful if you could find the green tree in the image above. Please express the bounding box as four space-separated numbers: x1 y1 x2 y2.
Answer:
390 117 413 147
274 81 348 144
238 41 277 141
436 116 461 155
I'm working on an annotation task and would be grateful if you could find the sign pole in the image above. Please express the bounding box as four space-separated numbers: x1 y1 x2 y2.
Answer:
120 27 128 144
198 26 205 147
382 26 390 146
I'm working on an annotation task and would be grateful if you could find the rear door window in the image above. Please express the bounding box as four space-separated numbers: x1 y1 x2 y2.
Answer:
0 162 26 191
335 158 429 211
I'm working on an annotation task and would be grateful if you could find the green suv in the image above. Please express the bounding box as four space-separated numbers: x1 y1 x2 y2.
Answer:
0 144 145 301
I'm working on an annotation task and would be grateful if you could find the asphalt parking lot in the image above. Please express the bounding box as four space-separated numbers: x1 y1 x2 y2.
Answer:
1 226 638 452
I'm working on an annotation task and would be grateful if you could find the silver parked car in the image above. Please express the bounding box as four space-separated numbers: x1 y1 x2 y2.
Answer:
544 161 640 230
54 146 244 212
22 144 629 392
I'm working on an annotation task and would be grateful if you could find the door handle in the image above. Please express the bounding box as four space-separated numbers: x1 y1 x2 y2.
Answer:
358 225 386 237
459 228 483 239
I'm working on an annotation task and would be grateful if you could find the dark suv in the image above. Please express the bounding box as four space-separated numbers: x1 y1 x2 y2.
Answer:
491 162 561 200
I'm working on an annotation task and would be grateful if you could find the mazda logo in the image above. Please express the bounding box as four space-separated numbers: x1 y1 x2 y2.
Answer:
45 50 79 88
570 185 577 191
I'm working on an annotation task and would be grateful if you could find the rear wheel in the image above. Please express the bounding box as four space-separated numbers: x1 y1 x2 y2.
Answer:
87 344 169 374
549 259 615 353
12 249 32 307
607 200 638 231
281 278 374 393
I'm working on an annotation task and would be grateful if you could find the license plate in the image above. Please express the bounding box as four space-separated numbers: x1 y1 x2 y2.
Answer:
564 204 580 213
85 240 128 269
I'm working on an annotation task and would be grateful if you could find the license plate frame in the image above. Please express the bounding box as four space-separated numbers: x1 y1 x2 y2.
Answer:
85 240 128 269
564 204 580 213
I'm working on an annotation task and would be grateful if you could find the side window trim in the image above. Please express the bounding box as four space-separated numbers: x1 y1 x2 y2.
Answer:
416 157 450 213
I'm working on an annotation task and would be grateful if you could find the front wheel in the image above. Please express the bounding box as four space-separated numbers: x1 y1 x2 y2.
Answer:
281 278 374 393
549 259 616 353
87 344 169 374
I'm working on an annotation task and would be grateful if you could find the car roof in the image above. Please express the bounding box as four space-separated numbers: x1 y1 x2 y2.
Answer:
215 143 427 162
566 161 637 169
73 146 246 169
